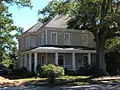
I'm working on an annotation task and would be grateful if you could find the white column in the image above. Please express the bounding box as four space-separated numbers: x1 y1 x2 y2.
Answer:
29 53 32 71
34 53 37 73
55 52 58 65
88 53 91 66
72 52 76 71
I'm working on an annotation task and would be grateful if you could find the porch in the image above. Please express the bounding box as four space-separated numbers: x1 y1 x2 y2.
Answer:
19 47 96 73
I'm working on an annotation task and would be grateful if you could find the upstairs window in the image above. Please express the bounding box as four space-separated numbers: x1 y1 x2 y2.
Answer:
64 33 70 45
25 36 27 49
51 32 57 45
31 36 36 47
21 38 23 50
41 33 44 45
82 34 88 45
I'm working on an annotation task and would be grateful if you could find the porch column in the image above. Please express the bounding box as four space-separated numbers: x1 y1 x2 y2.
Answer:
34 52 37 73
55 52 58 65
72 52 76 71
29 53 32 71
88 52 91 66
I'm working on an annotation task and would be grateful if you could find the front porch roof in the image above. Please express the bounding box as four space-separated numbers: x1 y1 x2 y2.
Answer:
21 47 96 54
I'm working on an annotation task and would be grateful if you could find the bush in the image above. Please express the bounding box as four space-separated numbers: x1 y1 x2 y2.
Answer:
40 64 64 77
64 68 76 76
8 67 34 79
40 64 64 84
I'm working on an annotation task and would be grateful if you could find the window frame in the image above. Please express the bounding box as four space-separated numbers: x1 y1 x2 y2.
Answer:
82 34 88 45
64 33 70 45
58 54 65 66
31 36 36 47
51 32 57 45
41 33 44 45
83 54 88 66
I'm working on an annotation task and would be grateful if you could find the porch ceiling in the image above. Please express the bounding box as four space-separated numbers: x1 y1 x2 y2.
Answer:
24 47 96 54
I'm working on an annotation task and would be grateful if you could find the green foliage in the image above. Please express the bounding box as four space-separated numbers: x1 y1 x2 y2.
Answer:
0 0 32 7
40 64 64 78
105 37 120 52
0 0 31 65
39 0 120 71
105 51 120 75
8 67 34 79
38 0 58 23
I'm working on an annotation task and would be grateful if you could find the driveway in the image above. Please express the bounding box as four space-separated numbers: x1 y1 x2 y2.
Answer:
0 84 120 90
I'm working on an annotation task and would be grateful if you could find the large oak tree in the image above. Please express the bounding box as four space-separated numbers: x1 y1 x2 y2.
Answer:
39 0 120 73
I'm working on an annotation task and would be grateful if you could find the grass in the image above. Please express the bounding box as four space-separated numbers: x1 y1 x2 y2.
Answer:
1 75 120 87
58 76 89 80
16 76 90 86
18 77 47 82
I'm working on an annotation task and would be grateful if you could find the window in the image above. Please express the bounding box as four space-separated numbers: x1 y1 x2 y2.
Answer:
51 32 57 45
64 33 70 45
41 33 44 45
58 55 64 66
25 36 27 49
83 54 88 66
82 34 88 45
41 55 44 65
31 36 36 47
21 38 23 50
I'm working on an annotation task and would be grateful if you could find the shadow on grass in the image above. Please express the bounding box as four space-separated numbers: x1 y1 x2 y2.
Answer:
21 76 108 87
2 75 120 87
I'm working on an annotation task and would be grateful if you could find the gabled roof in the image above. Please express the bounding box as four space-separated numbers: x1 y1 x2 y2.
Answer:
23 15 69 34
45 15 68 28
27 22 43 33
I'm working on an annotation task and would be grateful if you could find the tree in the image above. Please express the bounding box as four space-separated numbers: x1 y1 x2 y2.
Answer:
38 0 57 23
39 0 120 73
0 0 31 65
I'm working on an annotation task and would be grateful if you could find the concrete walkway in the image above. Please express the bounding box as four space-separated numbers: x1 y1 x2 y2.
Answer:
0 84 120 90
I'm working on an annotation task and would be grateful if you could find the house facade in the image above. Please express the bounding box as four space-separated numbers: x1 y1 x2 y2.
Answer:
18 16 96 73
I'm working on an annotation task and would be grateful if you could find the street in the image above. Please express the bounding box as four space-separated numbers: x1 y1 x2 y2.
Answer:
0 84 120 90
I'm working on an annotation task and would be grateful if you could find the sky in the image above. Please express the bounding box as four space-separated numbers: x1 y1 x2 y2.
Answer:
9 0 50 31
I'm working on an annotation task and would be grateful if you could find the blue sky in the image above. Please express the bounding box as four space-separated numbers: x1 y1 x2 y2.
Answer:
9 0 50 31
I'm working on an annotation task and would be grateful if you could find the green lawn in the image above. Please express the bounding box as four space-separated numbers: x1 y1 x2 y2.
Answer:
1 76 120 86
17 76 89 86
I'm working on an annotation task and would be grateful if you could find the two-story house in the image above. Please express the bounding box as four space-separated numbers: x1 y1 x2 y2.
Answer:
18 16 96 73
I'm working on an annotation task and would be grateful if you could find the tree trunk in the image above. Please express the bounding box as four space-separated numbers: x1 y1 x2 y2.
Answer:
96 34 106 74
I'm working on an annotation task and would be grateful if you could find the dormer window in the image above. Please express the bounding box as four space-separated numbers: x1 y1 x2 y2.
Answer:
51 32 57 45
64 33 70 45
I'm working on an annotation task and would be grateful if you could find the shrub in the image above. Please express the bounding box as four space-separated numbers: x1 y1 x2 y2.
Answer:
40 64 64 77
8 67 34 79
40 64 64 84
64 68 76 76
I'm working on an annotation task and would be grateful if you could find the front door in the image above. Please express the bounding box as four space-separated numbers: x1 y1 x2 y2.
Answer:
58 54 64 66
31 53 34 72
40 55 45 65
